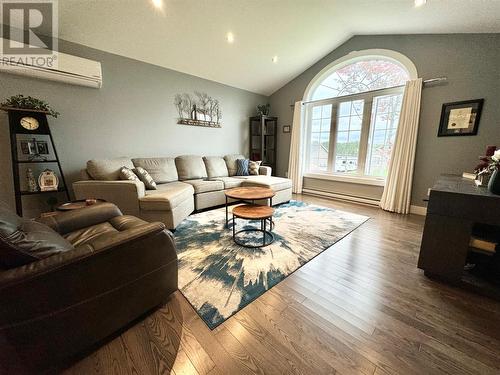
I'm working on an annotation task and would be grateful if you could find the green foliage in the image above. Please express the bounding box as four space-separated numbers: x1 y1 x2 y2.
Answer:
331 141 359 156
256 103 270 116
1 94 60 118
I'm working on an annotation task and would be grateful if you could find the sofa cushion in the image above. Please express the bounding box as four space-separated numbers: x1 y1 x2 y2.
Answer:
0 203 74 268
87 158 134 181
139 182 194 211
236 159 250 176
184 179 224 194
134 167 157 190
224 154 246 176
175 155 208 181
249 160 262 175
119 167 140 182
241 175 292 192
211 176 243 189
203 156 229 179
132 157 178 183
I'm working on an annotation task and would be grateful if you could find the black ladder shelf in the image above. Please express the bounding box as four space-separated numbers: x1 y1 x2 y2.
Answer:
2 107 70 216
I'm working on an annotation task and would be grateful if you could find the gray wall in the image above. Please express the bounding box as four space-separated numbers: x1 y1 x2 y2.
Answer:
0 39 265 212
270 34 500 207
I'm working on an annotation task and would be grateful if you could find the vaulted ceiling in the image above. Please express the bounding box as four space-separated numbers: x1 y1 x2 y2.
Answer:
59 0 500 95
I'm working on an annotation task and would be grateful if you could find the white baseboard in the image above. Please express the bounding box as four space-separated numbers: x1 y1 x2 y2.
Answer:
302 188 428 216
410 205 427 216
302 188 380 206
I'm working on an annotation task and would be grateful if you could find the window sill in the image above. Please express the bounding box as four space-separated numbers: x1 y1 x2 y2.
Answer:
303 172 385 187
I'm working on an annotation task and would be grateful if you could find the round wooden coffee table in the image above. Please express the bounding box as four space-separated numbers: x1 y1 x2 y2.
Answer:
224 187 275 228
232 204 275 247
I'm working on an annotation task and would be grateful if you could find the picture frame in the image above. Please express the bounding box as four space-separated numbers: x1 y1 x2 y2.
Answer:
38 169 59 191
36 141 49 154
438 99 484 137
283 125 291 133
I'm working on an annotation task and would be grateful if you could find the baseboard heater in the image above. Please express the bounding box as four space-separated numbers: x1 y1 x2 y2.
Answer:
302 188 380 206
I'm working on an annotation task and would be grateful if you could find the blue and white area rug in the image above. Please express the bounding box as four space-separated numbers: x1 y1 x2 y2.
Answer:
174 200 369 329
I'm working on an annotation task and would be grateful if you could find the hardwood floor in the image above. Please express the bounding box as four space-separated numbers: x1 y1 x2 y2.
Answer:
63 194 500 375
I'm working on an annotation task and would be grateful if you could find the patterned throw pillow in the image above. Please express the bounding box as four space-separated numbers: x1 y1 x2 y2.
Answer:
236 159 249 176
119 166 140 182
133 167 157 190
248 160 262 175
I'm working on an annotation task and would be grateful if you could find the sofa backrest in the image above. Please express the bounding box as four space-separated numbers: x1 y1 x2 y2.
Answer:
203 156 229 179
224 154 246 176
132 157 178 183
87 157 134 181
175 155 208 181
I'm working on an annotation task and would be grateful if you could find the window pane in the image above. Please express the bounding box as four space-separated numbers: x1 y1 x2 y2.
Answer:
333 100 364 174
308 104 332 172
365 94 404 177
311 60 409 100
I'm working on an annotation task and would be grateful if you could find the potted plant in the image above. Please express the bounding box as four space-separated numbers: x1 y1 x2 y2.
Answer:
1 94 60 117
477 148 500 194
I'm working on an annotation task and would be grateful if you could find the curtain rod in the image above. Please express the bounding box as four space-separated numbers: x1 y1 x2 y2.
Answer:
290 76 448 107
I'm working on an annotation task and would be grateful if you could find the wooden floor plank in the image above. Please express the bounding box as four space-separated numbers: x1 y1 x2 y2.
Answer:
62 194 500 375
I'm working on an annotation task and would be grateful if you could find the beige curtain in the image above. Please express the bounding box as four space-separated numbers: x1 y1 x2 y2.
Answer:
288 101 305 193
380 78 423 214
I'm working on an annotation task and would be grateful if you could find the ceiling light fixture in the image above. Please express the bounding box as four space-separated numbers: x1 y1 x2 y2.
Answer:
414 0 426 7
151 0 163 9
272 56 278 63
226 32 235 44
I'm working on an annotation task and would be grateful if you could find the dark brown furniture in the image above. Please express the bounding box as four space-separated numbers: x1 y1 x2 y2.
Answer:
418 174 500 284
0 202 178 374
232 204 275 248
249 115 277 175
224 187 275 228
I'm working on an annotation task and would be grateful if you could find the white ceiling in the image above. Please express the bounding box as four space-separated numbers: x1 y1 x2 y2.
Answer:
59 0 500 96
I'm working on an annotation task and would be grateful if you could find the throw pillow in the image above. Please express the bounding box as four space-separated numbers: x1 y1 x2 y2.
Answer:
248 160 262 175
236 159 249 176
119 166 140 182
133 167 157 190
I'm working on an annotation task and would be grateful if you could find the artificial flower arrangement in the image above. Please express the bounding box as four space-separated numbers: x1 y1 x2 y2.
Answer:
475 145 500 193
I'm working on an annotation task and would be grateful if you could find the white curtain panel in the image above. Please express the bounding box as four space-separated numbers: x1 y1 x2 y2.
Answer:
288 101 305 194
380 78 423 214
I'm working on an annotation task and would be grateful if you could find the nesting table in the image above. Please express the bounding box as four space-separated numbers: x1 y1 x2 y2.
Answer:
224 187 276 247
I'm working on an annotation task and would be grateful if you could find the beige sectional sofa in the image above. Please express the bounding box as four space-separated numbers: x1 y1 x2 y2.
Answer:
73 154 292 229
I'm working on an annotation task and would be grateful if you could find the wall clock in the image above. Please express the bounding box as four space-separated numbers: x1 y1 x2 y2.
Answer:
20 116 39 131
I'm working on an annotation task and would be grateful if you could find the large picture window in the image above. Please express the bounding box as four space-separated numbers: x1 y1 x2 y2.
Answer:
305 57 410 181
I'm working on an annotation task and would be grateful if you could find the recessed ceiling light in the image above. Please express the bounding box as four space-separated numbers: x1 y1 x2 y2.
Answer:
414 0 426 7
151 0 163 9
226 32 234 44
272 56 278 63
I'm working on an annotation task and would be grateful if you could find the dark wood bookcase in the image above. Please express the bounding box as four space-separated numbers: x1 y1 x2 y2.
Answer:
249 116 277 175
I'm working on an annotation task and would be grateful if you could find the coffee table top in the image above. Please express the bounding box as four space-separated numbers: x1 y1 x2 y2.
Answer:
233 204 274 220
225 187 275 200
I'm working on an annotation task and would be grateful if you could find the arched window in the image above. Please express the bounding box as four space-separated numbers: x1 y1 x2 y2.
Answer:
303 50 416 180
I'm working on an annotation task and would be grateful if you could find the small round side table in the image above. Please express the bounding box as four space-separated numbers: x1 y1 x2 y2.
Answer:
232 204 275 248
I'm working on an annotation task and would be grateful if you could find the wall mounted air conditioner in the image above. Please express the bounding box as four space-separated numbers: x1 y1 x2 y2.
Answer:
0 39 102 89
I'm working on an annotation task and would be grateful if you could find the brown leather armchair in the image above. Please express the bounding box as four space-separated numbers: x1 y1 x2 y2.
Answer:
0 202 178 374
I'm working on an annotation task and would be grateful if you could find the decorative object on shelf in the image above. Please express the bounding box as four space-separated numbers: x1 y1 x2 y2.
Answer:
174 91 222 128
256 103 270 116
1 104 69 215
283 125 291 133
38 169 59 192
249 115 277 175
0 94 60 117
438 98 484 137
486 149 500 195
26 168 38 192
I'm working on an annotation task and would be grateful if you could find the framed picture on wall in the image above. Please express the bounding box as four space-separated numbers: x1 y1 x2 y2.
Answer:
283 125 291 133
438 99 484 137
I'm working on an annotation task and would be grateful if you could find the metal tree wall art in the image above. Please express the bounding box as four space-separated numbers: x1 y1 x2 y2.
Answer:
174 91 222 128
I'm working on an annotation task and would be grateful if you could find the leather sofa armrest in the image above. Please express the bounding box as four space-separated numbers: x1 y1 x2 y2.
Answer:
259 166 272 176
72 180 145 216
37 202 123 235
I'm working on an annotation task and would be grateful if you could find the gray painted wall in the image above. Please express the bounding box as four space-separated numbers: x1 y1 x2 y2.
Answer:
269 34 500 207
0 39 265 213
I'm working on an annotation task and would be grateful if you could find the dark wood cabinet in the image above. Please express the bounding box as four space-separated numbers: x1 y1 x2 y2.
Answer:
249 116 277 175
